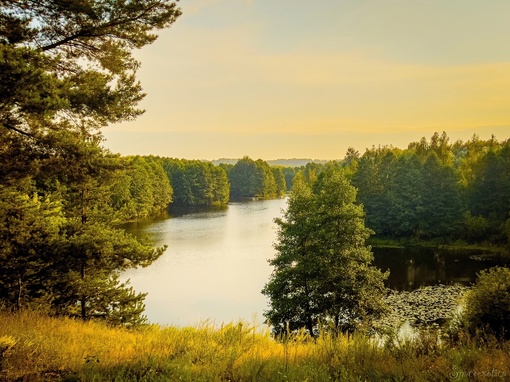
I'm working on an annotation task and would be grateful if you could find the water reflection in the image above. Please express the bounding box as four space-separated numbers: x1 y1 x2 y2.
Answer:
123 199 508 326
373 247 509 291
122 198 286 327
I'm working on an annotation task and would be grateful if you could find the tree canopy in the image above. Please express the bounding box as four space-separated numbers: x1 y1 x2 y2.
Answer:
463 266 510 341
163 158 230 207
1 0 181 140
227 156 286 199
0 0 180 326
349 133 510 244
263 166 388 336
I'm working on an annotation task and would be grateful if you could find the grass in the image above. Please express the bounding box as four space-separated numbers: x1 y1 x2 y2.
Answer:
1 311 510 381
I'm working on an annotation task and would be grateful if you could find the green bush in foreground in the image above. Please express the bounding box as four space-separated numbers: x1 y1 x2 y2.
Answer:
463 266 510 340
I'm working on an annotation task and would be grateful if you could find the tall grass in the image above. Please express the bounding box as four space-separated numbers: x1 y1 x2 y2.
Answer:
1 311 509 381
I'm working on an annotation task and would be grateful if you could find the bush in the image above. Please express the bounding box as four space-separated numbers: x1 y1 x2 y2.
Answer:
461 212 490 243
463 266 510 340
0 336 16 371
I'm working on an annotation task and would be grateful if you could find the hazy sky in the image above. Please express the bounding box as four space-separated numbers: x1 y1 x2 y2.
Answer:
103 0 510 160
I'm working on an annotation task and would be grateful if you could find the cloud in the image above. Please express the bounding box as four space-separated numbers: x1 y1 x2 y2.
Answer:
114 0 510 161
135 21 510 136
185 0 227 15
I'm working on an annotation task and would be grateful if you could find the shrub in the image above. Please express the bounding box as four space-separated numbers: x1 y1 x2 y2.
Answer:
463 266 510 340
0 336 16 371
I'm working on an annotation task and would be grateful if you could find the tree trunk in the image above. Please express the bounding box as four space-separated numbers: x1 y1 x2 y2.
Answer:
304 279 315 337
16 276 22 311
307 319 314 338
80 262 86 320
81 189 88 224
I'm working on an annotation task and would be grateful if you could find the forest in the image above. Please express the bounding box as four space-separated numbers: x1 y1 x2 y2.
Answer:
347 133 509 245
1 0 510 379
2 134 510 380
1 130 509 325
207 132 510 247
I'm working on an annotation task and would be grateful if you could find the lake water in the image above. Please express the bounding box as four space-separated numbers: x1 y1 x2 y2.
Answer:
123 198 286 327
123 198 508 327
373 246 509 291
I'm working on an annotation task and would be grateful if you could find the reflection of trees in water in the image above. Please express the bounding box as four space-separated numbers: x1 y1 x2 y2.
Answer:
405 258 415 289
373 247 508 291
406 254 444 289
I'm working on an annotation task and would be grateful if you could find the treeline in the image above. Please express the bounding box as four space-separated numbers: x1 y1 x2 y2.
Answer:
162 158 229 206
115 156 288 211
352 133 510 244
291 133 509 245
111 156 173 221
220 156 286 199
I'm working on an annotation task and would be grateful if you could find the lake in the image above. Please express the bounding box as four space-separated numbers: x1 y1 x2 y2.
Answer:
123 198 508 326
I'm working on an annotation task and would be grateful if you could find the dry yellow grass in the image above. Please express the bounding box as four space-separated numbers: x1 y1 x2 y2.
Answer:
1 310 509 381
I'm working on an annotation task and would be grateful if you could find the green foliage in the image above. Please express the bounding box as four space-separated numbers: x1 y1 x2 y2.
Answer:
463 266 510 340
51 220 165 321
0 100 169 327
461 212 490 243
110 156 173 221
228 156 286 199
351 133 510 245
0 0 179 326
162 158 230 206
281 167 296 191
421 152 462 239
1 0 181 139
353 146 400 237
263 166 388 336
228 156 263 198
0 141 167 326
0 186 65 311
390 152 425 238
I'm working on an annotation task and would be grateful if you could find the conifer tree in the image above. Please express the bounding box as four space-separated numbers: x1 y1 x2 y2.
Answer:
0 0 180 324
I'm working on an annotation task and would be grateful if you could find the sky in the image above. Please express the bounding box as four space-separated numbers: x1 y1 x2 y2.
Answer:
102 0 510 160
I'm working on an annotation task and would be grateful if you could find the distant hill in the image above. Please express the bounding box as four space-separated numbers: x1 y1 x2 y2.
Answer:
210 158 239 165
210 158 330 167
267 159 330 167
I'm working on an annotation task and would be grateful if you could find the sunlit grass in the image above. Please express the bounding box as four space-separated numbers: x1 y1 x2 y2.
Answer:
1 311 510 381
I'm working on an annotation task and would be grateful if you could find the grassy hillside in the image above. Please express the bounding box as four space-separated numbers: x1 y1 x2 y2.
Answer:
1 311 509 381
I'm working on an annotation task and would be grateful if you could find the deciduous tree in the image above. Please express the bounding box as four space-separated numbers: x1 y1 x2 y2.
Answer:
263 166 387 336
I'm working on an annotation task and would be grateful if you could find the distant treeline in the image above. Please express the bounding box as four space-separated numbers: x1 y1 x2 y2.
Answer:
111 133 509 245
211 158 329 167
109 156 287 218
352 133 509 244
219 157 286 199
309 133 508 245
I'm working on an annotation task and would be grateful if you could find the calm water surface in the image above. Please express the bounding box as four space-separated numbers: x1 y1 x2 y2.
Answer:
124 198 508 326
373 246 509 291
123 198 286 327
